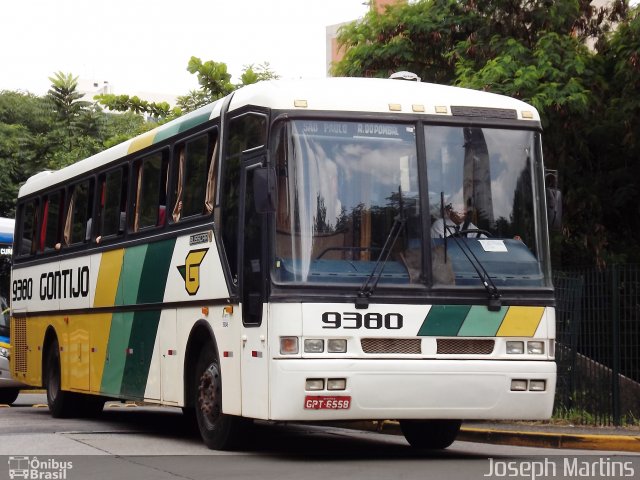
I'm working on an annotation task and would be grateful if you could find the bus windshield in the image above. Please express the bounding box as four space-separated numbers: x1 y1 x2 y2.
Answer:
272 119 550 289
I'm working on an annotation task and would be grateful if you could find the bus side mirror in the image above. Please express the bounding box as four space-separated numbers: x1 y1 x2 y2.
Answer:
253 166 277 214
546 187 562 231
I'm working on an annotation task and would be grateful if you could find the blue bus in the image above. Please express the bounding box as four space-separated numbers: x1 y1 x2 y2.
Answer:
0 217 23 405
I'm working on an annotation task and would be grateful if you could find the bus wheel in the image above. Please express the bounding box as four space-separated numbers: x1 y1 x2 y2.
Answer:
76 395 105 417
399 419 461 449
0 387 20 405
45 338 75 418
194 345 244 450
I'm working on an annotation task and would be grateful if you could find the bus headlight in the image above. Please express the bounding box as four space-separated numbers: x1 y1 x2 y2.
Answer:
0 347 8 359
527 341 545 355
304 339 324 353
511 379 527 391
327 378 346 391
327 339 347 353
506 341 524 354
529 380 546 391
305 378 324 391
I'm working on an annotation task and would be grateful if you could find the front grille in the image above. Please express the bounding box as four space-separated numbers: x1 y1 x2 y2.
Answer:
361 338 421 355
437 339 495 355
12 318 27 373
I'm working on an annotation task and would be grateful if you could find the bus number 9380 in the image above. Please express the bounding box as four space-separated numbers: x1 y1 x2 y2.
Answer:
322 312 403 330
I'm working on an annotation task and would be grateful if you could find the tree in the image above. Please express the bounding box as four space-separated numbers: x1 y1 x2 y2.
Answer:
333 0 634 267
0 91 56 216
239 62 280 86
98 58 280 116
94 93 181 120
589 4 640 262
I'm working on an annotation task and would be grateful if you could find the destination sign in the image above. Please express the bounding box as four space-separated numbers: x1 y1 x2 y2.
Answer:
296 121 415 140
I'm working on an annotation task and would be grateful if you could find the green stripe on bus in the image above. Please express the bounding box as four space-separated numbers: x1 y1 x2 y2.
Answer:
116 244 148 306
121 310 161 398
102 238 176 398
137 239 176 304
418 305 471 336
154 110 213 143
457 305 508 337
101 312 134 395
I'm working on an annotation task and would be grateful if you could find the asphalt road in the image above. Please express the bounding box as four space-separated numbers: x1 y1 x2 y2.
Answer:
0 393 638 480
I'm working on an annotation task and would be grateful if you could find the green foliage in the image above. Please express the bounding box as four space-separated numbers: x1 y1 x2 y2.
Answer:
0 91 56 216
93 93 182 121
186 56 235 101
0 57 280 218
0 79 152 216
239 62 280 86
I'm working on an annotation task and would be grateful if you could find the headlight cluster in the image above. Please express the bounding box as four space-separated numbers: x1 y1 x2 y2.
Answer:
0 347 9 359
279 337 347 355
506 340 545 355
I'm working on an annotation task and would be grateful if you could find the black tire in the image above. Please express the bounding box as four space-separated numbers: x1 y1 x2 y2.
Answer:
45 338 76 418
75 395 105 418
400 419 461 449
194 345 246 450
0 387 20 405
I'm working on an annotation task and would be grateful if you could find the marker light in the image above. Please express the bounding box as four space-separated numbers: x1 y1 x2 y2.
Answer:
280 337 299 355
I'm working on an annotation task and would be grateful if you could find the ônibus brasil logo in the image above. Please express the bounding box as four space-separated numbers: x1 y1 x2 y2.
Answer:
8 456 73 479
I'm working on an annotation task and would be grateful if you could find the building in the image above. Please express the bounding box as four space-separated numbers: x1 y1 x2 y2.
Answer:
326 0 406 76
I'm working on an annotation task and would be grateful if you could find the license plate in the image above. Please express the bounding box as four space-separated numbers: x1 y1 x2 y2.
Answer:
304 396 351 410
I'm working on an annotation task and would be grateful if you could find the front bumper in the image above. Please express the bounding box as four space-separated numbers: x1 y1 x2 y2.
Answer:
269 359 556 421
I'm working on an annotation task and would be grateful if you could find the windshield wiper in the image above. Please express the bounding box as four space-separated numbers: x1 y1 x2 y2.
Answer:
356 186 406 309
439 193 501 311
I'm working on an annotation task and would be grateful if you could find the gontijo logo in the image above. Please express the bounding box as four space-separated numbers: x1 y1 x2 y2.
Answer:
177 249 209 295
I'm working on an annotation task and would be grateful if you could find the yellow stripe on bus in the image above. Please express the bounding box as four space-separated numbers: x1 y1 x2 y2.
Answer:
89 313 113 392
496 306 544 337
94 249 124 308
127 131 156 154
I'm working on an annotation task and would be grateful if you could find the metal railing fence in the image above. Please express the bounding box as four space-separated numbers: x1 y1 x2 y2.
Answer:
554 265 640 426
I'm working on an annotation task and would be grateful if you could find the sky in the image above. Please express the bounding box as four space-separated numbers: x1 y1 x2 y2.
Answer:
0 0 369 97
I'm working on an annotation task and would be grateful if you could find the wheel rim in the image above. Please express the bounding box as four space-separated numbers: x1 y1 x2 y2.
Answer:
197 363 222 429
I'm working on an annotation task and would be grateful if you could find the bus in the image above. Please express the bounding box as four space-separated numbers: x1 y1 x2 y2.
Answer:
10 77 555 449
0 216 24 405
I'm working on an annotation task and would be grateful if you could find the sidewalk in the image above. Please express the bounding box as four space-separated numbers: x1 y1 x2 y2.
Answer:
342 420 640 453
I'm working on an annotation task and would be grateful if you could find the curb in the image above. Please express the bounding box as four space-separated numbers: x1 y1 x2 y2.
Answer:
331 421 640 453
457 427 640 453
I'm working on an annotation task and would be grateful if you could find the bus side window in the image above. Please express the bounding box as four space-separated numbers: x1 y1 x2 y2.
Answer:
62 180 94 246
172 130 218 222
220 113 268 285
133 151 168 231
98 167 128 240
41 190 64 252
18 200 39 256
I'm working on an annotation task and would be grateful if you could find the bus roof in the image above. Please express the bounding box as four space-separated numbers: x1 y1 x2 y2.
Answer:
0 217 14 245
18 77 540 199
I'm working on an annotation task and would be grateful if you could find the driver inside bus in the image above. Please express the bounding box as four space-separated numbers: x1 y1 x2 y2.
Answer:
431 202 483 238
